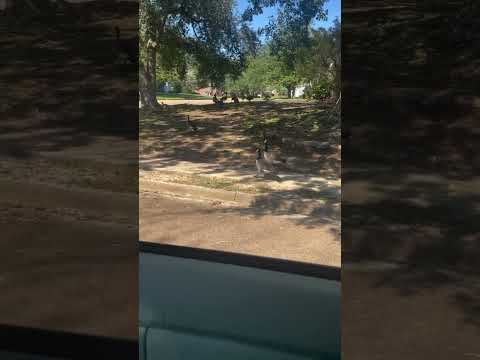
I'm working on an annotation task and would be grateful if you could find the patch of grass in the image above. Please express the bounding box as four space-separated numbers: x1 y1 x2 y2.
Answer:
272 98 311 103
166 173 270 194
244 116 280 130
264 117 281 126
139 111 191 134
243 116 263 132
193 176 240 191
157 92 211 100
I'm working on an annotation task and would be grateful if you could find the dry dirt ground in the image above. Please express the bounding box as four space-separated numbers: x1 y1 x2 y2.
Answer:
141 99 340 178
140 192 341 267
140 99 341 266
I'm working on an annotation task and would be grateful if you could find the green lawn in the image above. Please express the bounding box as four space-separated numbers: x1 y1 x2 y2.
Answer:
157 92 211 100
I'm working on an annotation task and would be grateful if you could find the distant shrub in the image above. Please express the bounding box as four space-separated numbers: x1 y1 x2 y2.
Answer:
312 80 333 100
173 81 183 93
262 92 272 100
303 86 313 99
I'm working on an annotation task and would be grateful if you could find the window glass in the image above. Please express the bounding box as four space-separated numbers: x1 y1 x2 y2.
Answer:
139 0 341 268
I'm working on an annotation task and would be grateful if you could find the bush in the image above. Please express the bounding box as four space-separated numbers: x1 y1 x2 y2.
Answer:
312 80 333 100
173 81 183 93
303 86 313 99
276 88 288 98
183 83 195 93
262 92 272 100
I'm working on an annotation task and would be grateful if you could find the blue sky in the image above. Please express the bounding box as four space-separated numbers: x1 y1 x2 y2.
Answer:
235 0 341 33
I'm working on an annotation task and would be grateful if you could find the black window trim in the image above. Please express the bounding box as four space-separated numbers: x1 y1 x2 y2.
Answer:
140 241 341 282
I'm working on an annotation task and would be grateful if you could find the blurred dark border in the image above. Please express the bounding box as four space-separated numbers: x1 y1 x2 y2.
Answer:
342 1 480 359
0 0 139 355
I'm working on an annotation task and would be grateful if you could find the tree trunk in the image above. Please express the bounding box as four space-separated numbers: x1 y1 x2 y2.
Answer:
139 46 158 109
334 66 341 99
287 87 293 99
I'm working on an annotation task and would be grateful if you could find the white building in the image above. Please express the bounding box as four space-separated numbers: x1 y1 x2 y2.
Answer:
160 82 174 93
294 84 307 98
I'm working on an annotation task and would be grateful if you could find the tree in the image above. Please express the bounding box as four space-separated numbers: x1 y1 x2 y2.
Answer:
238 23 261 57
139 0 246 109
330 18 341 97
225 48 284 98
279 73 299 98
139 0 160 108
241 0 328 98
294 18 341 97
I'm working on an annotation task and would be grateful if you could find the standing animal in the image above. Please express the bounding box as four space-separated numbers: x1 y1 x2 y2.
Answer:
263 130 286 160
263 134 288 169
255 148 266 177
263 137 286 173
263 137 274 164
186 115 198 132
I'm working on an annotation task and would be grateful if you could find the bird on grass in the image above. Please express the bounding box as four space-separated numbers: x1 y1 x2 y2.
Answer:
263 132 287 167
263 137 274 164
255 148 266 177
186 115 198 132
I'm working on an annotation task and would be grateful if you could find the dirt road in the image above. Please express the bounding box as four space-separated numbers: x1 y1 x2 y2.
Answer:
140 191 341 267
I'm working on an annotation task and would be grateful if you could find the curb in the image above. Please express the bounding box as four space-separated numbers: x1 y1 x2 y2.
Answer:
140 179 341 220
140 179 255 206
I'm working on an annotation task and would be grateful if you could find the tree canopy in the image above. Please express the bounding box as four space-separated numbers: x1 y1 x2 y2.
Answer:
235 0 338 98
243 0 327 69
139 0 246 107
226 16 341 99
139 0 338 107
295 18 341 94
225 48 282 97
